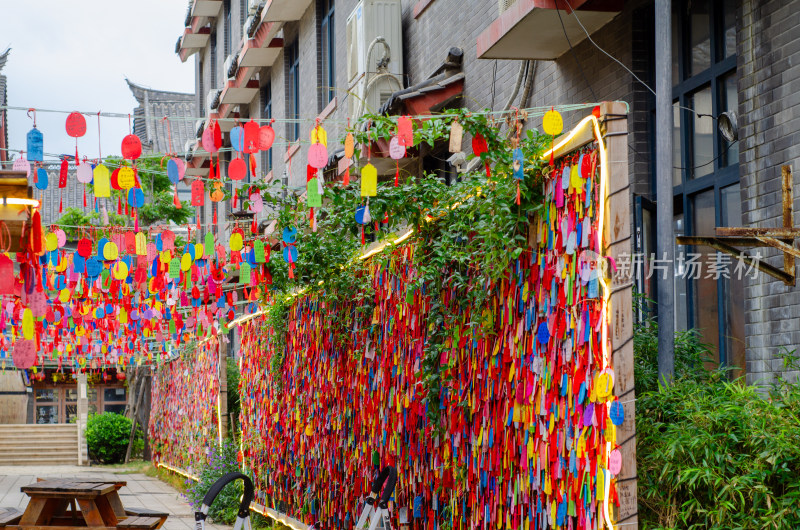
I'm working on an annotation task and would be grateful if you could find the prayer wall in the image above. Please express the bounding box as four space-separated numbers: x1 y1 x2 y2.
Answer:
237 116 633 529
150 340 221 475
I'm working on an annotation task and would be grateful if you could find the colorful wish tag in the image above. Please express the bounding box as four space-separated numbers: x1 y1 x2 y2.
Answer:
361 164 377 197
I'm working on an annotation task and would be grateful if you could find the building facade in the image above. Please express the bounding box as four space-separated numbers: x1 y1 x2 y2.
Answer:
176 0 800 385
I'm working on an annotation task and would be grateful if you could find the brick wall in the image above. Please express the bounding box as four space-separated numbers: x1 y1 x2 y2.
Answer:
738 0 800 386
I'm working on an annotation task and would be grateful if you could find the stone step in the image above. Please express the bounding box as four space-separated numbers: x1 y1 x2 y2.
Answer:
0 455 79 465
0 433 77 442
0 445 78 454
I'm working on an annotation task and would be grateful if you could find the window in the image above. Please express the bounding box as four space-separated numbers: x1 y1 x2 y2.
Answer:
224 0 232 59
103 387 127 414
261 83 272 174
671 0 741 370
210 33 217 89
240 0 247 28
286 39 300 142
199 59 205 115
319 0 336 105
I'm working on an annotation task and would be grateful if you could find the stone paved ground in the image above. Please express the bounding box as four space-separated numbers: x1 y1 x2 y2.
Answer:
0 465 230 530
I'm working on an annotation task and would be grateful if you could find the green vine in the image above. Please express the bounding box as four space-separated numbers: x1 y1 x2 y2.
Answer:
248 108 550 429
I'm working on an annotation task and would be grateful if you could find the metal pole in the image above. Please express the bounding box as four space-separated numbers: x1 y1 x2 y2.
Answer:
655 0 675 384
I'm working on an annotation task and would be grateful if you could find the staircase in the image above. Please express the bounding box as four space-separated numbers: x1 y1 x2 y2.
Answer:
0 424 80 465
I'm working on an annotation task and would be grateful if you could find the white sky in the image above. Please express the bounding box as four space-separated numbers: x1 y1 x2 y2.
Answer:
1 0 195 160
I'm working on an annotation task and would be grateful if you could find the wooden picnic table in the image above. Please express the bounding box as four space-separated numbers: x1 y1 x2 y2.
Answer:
0 480 168 530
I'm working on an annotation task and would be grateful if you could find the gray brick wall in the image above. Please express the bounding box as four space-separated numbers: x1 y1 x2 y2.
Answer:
738 0 800 386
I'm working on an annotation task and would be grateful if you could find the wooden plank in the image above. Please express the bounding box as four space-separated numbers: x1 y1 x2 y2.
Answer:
105 491 127 519
76 498 105 527
715 226 800 237
677 236 795 285
782 165 795 277
600 100 638 528
0 508 23 527
94 494 119 526
17 499 47 526
118 516 161 529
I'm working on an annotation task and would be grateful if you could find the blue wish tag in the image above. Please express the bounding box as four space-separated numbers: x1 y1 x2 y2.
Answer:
27 128 43 162
167 158 181 184
230 126 244 152
610 399 625 425
512 148 524 180
35 168 48 190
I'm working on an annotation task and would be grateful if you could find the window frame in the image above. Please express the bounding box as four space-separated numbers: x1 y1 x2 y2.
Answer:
261 83 273 174
319 0 336 106
286 39 300 142
671 0 740 366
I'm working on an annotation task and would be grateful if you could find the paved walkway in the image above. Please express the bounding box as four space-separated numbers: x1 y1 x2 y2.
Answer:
0 465 229 530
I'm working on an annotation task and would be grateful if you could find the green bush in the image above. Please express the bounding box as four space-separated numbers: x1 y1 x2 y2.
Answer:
635 304 800 528
186 440 245 524
85 412 135 464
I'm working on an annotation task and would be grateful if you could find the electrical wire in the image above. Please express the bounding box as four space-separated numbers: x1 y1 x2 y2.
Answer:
555 0 598 102
0 101 610 126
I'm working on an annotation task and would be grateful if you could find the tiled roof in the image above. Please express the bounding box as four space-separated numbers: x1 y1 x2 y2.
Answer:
127 79 197 156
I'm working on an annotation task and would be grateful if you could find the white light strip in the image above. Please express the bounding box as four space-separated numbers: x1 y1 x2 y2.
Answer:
4 198 40 207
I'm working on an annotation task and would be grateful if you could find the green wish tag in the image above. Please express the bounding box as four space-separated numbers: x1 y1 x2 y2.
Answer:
254 240 265 263
307 177 322 207
240 263 251 284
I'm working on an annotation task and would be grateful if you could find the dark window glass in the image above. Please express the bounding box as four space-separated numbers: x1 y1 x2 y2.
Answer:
210 33 217 89
261 83 273 173
689 85 713 178
287 40 300 141
691 189 720 366
104 387 126 402
104 404 126 415
224 0 232 58
199 60 205 114
721 0 736 58
722 72 738 166
688 0 711 75
320 0 335 104
720 183 744 376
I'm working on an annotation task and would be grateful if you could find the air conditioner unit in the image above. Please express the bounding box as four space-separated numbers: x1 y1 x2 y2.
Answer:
499 0 517 12
346 0 403 121
224 53 239 80
207 89 222 112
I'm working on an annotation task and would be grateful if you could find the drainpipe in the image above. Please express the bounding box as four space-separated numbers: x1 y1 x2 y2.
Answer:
655 0 675 384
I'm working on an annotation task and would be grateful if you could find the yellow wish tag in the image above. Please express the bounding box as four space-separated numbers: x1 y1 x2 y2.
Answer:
542 110 563 136
361 163 377 196
596 372 613 401
135 232 147 256
22 309 34 340
311 126 328 147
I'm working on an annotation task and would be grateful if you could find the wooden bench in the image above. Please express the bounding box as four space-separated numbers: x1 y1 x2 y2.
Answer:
117 516 162 529
124 508 168 529
0 508 22 528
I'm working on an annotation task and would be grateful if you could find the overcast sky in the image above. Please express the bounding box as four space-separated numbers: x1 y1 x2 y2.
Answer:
1 0 194 160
